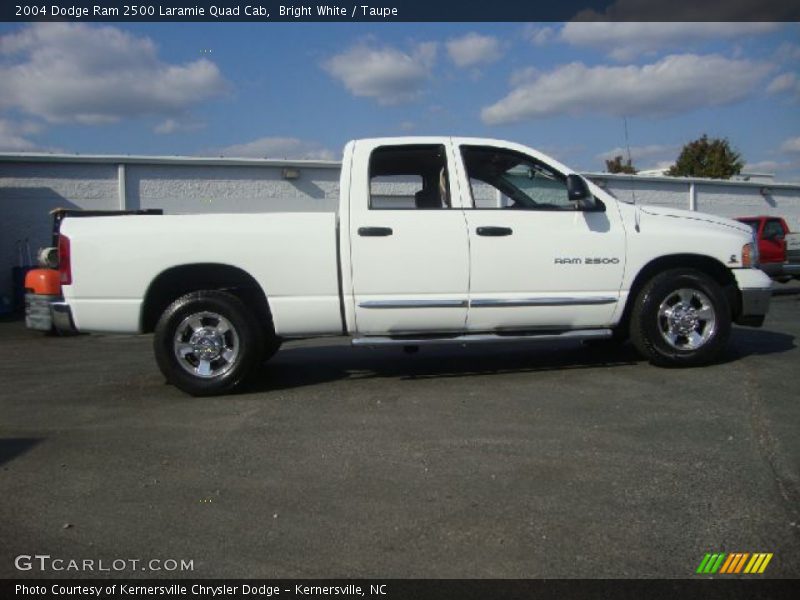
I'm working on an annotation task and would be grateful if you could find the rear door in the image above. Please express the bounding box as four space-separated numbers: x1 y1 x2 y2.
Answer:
347 139 470 335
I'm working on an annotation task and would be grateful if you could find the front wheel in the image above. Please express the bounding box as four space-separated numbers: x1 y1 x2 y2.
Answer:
629 269 731 367
154 290 265 396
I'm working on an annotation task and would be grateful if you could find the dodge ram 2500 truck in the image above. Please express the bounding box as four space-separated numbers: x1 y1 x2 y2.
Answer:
46 137 772 396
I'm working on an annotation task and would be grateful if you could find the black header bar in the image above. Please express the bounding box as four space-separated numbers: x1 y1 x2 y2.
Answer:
3 579 800 600
2 0 800 23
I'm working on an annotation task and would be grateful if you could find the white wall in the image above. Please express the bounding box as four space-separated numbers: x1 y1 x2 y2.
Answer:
126 164 340 213
0 162 120 309
588 174 800 231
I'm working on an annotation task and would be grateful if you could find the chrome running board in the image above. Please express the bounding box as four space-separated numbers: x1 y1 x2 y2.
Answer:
351 328 612 347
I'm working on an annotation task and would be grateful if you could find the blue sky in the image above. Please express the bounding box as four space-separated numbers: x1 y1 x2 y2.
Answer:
1 22 799 178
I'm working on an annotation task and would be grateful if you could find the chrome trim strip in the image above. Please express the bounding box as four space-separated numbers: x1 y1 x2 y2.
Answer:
352 329 613 347
470 296 617 308
359 299 468 309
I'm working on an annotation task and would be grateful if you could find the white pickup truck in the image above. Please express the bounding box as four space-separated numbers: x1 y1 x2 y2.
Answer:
47 137 772 395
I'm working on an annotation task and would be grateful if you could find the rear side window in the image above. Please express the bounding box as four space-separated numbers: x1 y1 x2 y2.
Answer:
368 145 451 210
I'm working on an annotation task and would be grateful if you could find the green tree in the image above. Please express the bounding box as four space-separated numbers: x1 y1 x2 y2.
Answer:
667 135 744 179
605 155 637 174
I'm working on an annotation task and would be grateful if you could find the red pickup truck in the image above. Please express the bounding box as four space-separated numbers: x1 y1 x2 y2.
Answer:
736 216 800 282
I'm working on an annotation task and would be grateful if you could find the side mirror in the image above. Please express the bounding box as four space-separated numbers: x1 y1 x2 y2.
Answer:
566 174 589 201
566 174 597 210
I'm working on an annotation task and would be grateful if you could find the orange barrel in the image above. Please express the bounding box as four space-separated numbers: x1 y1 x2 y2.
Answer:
25 268 61 295
24 268 61 331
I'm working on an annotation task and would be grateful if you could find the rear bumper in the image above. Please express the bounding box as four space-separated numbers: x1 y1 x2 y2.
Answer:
732 268 772 328
24 294 77 333
51 301 77 333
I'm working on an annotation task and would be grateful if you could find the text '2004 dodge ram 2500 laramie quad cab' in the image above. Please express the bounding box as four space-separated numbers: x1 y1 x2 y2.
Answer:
46 137 772 395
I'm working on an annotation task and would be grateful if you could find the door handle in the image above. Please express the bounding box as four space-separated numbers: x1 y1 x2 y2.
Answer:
476 226 513 237
358 226 393 237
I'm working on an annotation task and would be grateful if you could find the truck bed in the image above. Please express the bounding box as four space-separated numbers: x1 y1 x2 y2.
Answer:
60 212 342 335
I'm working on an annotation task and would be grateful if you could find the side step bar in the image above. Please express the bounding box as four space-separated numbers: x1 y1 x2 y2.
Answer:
351 329 612 347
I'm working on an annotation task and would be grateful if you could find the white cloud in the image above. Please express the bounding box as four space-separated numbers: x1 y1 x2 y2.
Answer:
0 119 39 152
597 144 676 163
323 42 436 105
446 33 502 68
775 42 800 63
744 159 800 182
780 136 800 153
744 137 800 181
482 54 772 125
524 25 556 46
0 23 228 124
767 73 800 97
0 119 60 152
508 67 539 87
560 22 779 61
154 117 205 135
217 137 336 160
767 73 796 93
744 160 783 172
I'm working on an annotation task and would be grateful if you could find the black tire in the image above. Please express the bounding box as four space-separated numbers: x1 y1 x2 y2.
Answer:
629 268 731 367
154 290 265 396
263 336 282 362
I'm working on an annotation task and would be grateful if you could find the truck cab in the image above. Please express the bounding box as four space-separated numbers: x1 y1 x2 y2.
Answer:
342 138 626 337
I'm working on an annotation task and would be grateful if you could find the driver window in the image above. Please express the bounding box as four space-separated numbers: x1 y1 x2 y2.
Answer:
461 145 575 210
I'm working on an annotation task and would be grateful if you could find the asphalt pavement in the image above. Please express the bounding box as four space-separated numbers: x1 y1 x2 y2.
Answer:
1 290 798 578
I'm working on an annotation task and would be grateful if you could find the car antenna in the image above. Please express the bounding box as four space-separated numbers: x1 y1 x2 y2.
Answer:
623 116 641 232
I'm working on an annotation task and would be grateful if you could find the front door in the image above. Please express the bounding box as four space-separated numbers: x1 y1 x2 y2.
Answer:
452 142 626 332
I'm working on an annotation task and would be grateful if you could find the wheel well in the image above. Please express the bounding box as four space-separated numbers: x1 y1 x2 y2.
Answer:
140 263 273 334
618 254 739 334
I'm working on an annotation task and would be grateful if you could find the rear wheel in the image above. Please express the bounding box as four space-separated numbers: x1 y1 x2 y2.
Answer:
263 336 283 361
629 269 731 367
154 290 265 396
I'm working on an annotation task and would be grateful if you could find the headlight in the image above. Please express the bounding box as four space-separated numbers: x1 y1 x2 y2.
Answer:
742 236 759 268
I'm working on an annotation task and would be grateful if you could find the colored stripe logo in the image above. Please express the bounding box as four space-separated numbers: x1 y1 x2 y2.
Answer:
696 552 773 574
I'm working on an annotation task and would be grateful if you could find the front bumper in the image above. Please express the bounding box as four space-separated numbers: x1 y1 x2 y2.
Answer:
732 268 772 327
760 261 800 279
25 294 77 334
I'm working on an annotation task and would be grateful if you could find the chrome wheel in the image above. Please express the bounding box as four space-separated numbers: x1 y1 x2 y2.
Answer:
657 288 716 351
173 311 240 378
